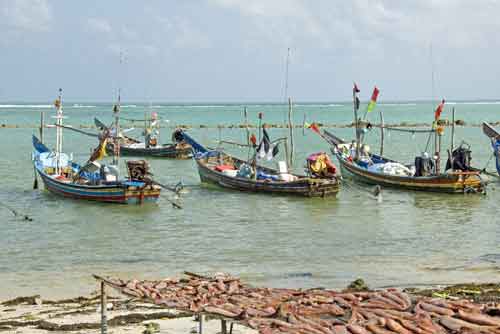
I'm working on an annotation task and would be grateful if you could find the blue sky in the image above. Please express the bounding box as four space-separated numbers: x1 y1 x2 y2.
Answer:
1 0 499 102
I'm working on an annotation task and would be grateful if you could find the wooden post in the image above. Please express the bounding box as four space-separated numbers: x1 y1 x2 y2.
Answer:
40 111 44 144
221 319 228 334
244 106 250 160
436 131 441 174
288 97 294 167
450 107 455 168
198 314 204 334
284 139 290 169
353 88 360 161
379 109 384 156
100 281 107 334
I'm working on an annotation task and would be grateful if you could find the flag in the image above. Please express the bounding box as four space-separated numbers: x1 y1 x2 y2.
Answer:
256 128 278 160
250 133 257 147
434 99 445 121
353 83 360 110
257 128 271 159
272 143 279 157
309 123 320 134
353 83 360 93
304 122 321 134
89 138 108 162
258 112 263 119
366 86 380 113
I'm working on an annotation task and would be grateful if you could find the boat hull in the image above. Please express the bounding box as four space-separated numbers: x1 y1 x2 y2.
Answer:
37 169 160 204
195 157 340 197
324 129 486 194
337 154 485 194
107 143 192 159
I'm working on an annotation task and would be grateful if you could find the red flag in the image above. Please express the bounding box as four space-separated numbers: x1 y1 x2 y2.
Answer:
370 87 379 102
309 123 320 134
250 133 257 146
434 99 445 120
353 83 360 93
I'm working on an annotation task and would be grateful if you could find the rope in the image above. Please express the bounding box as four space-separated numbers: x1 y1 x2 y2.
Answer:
483 152 494 171
0 202 33 221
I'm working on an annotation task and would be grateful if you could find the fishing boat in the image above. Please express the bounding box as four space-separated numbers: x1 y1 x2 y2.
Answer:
32 90 161 204
482 122 500 176
177 130 340 197
94 113 192 159
316 85 486 194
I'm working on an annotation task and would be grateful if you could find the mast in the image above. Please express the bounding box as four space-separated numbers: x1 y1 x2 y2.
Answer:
39 111 45 144
353 84 360 160
244 106 250 160
112 88 121 165
283 48 290 105
447 107 456 170
288 97 294 167
450 107 455 153
436 130 441 174
54 88 63 174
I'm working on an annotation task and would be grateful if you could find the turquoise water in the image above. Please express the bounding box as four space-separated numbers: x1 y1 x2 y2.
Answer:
0 102 499 299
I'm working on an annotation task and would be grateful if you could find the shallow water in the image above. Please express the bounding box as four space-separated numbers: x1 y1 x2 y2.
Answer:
0 102 499 299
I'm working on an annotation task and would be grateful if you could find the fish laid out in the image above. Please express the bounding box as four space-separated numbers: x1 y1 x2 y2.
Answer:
95 273 500 334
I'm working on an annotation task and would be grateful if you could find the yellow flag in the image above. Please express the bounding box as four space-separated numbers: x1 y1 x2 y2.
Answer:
95 138 108 160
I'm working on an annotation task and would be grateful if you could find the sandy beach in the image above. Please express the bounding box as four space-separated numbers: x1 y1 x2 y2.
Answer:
0 293 256 334
2 279 499 334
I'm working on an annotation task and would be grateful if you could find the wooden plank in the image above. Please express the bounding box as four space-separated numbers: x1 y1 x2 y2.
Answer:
101 281 107 334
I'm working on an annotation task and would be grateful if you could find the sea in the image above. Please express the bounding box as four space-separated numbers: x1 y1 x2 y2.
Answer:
0 101 499 299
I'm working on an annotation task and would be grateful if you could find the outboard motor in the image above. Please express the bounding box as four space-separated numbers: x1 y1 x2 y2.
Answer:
126 160 152 183
446 144 472 171
172 129 185 143
414 153 435 176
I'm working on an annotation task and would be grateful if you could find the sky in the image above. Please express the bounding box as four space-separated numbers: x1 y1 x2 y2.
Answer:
0 0 499 102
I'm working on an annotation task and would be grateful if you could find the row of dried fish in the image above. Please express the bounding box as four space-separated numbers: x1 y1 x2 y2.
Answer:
95 273 500 334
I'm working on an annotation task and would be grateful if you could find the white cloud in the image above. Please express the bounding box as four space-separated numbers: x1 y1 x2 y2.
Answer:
208 0 500 51
0 0 51 32
86 17 112 35
170 17 211 49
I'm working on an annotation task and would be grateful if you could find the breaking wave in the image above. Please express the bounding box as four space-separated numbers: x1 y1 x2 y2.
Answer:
0 104 53 108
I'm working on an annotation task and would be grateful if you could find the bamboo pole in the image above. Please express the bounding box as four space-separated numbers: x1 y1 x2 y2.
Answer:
436 131 441 174
288 97 294 167
244 106 250 160
451 107 455 153
221 319 228 334
40 111 44 144
284 139 290 169
100 281 108 334
379 109 384 156
198 315 203 333
353 88 360 161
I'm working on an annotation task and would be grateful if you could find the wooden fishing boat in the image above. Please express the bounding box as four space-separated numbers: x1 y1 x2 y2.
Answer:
178 130 340 197
33 136 161 204
32 91 161 204
322 129 486 194
482 122 500 176
312 85 486 194
94 118 192 159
